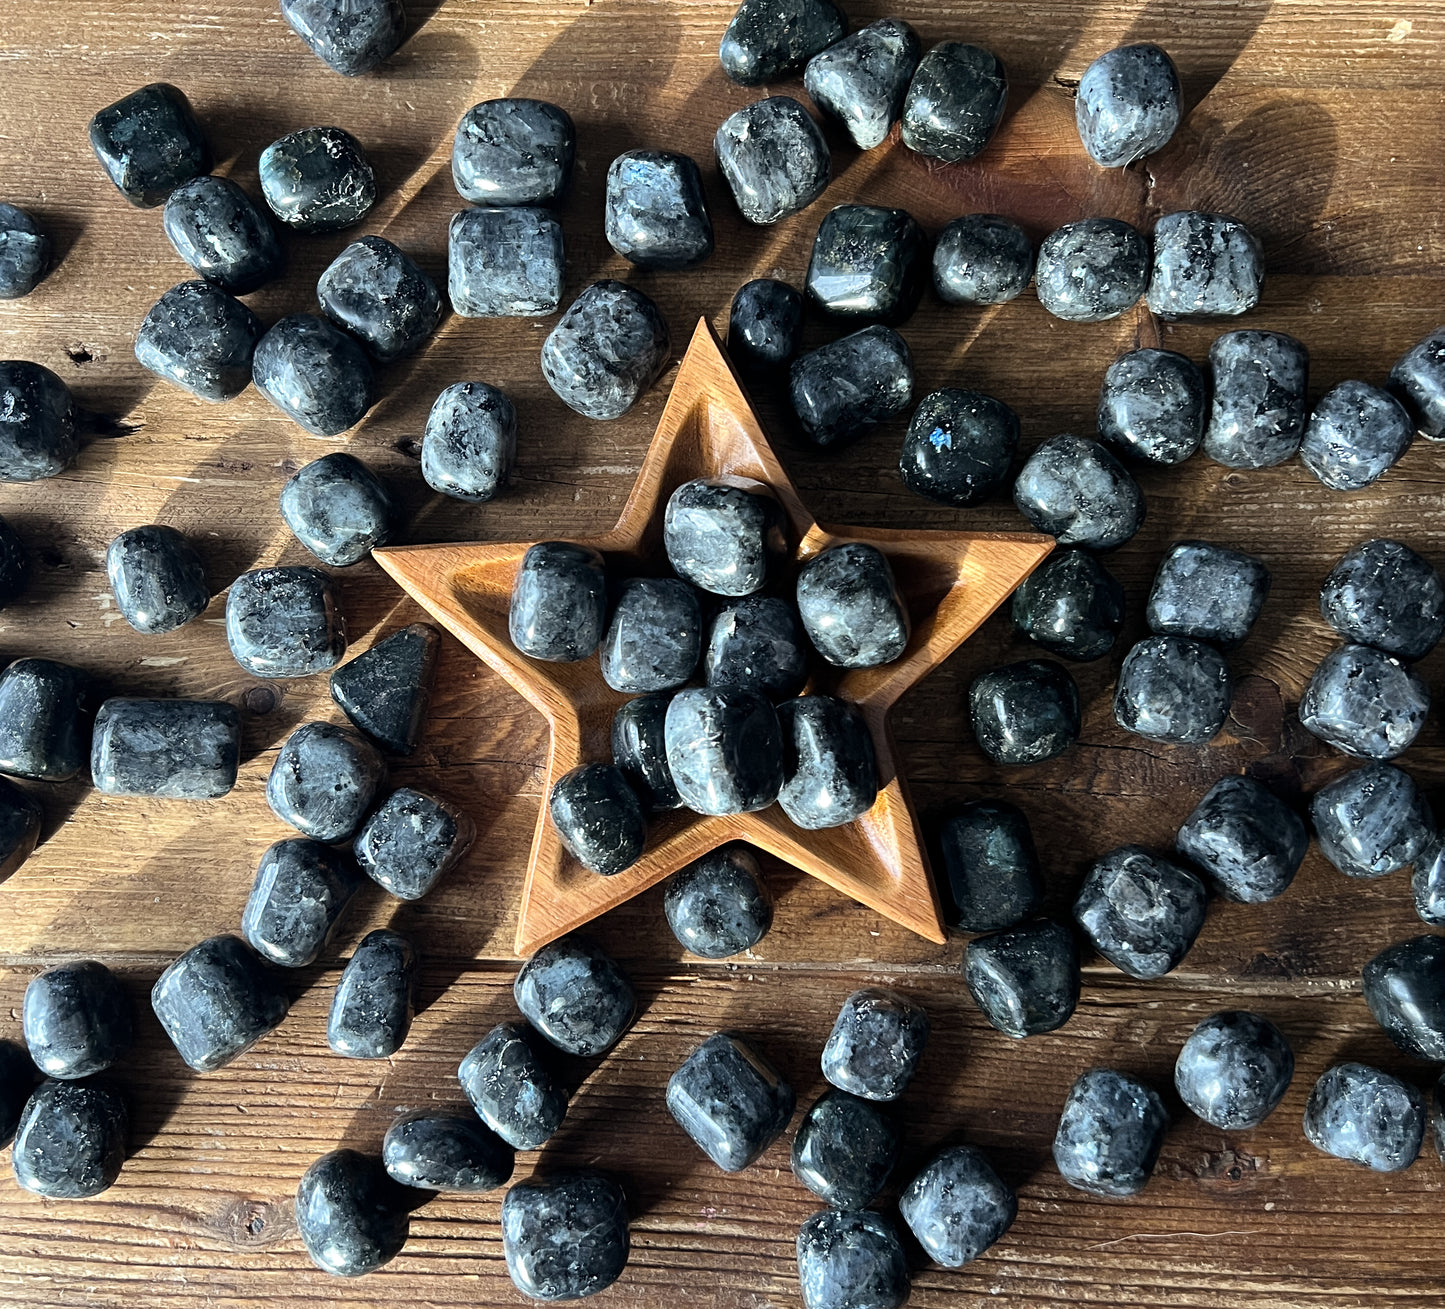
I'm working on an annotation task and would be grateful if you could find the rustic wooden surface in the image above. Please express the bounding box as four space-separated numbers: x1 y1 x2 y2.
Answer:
0 1 1443 1305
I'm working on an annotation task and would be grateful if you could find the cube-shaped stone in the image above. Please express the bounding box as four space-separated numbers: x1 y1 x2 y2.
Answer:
1301 380 1414 491
932 214 1033 306
664 477 787 599
936 800 1042 932
242 838 362 968
796 1209 909 1309
353 787 474 900
280 0 405 76
790 324 914 447
514 936 636 1057
459 1021 569 1150
1363 935 1445 1061
899 1145 1017 1267
1303 1063 1424 1172
0 659 93 782
1034 219 1149 322
704 597 808 701
23 961 132 1080
665 686 784 815
1010 549 1125 662
604 150 713 270
806 204 926 324
600 577 701 693
791 1088 898 1210
1098 348 1207 465
135 280 262 402
162 176 282 295
151 935 289 1072
0 204 51 300
225 566 346 679
327 929 416 1059
778 695 878 830
252 314 374 437
720 0 845 86
1075 845 1207 979
12 1081 127 1199
1175 1011 1293 1130
422 381 517 502
968 659 1081 766
1075 43 1181 167
804 17 920 150
317 236 443 362
1013 434 1144 550
383 1111 513 1193
664 845 773 959
280 451 396 567
548 763 647 877
1147 210 1263 318
1390 325 1445 438
269 722 385 846
821 988 928 1101
501 1172 629 1302
0 361 76 483
715 97 831 226
1310 762 1433 879
796 541 909 667
1176 775 1308 903
259 126 375 232
88 83 210 208
542 280 669 419
1299 644 1428 760
296 1149 410 1277
899 387 1019 507
964 918 1079 1038
666 1031 795 1171
509 541 609 662
91 698 240 799
611 692 682 813
728 278 804 377
105 524 210 634
1146 540 1270 648
448 207 564 317
1053 1068 1167 1196
901 41 1008 161
1204 329 1309 468
1114 635 1233 744
1319 538 1445 661
330 623 440 756
452 98 575 206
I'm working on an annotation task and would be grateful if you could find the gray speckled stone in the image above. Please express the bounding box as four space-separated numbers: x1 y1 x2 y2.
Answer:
88 83 210 208
296 1149 410 1277
806 204 926 324
1319 538 1445 661
728 279 804 377
502 1171 629 1302
0 1042 36 1148
899 1145 1016 1268
330 623 439 755
964 918 1080 1038
1075 845 1207 979
1176 775 1308 903
1098 348 1206 465
1010 549 1124 662
1147 211 1263 318
515 937 635 1059
105 524 209 633
805 18 920 150
778 695 878 830
664 845 772 958
268 722 386 843
252 314 374 437
1390 326 1445 438
791 1089 897 1211
600 578 701 693
704 597 808 701
23 961 132 1080
667 1031 795 1171
1310 762 1433 879
611 693 682 812
797 542 909 668
1114 635 1232 745
135 280 262 402
242 838 361 968
665 686 784 816
383 1112 513 1193
353 786 474 900
1146 540 1270 648
509 541 608 663
1053 1068 1167 1197
1364 935 1445 1061
1034 219 1148 322
548 763 646 876
969 659 1081 766
225 566 346 679
91 698 240 799
1204 330 1309 468
936 800 1042 933
1299 644 1428 760
901 41 1007 162
0 361 76 483
1301 380 1414 491
422 382 517 502
12 1080 127 1198
790 324 913 448
605 151 713 270
541 280 670 419
458 1021 568 1150
452 99 575 206
1303 1063 1423 1172
259 127 375 233
448 207 564 317
318 236 442 362
162 177 281 295
1075 43 1181 167
899 388 1019 507
932 214 1033 306
664 477 787 599
281 452 396 567
1013 434 1143 550
821 988 928 1102
1175 1011 1294 1130
280 0 405 76
0 516 27 610
0 778 41 884
0 659 93 782
716 97 831 226
720 0 846 86
796 1208 909 1309
327 929 416 1059
150 935 289 1072
0 204 51 299
1412 837 1445 925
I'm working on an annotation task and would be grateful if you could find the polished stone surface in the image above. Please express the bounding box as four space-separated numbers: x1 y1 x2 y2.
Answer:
225 566 346 679
778 695 878 830
382 1111 513 1193
0 360 76 482
295 1148 410 1277
790 324 914 448
515 936 636 1057
666 1031 795 1171
542 280 669 419
715 96 831 225
1010 549 1124 662
1074 845 1207 979
1174 1011 1294 1130
1299 644 1429 760
611 693 682 812
728 279 804 377
251 314 374 437
796 1208 909 1309
931 214 1033 305
1114 635 1233 744
600 578 702 693
806 204 926 324
1098 348 1206 465
458 1021 569 1150
899 387 1019 506
259 127 375 232
1053 1067 1167 1197
448 206 564 317
162 176 282 295
899 1144 1016 1268
281 452 396 568
1310 763 1434 878
1365 935 1445 1061
936 800 1042 933
1303 1062 1424 1172
280 0 405 75
1412 837 1445 926
134 279 262 401
150 935 289 1072
353 787 474 900
549 763 647 876
1390 325 1445 438
797 541 909 667
0 778 41 884
664 686 784 815
1146 540 1270 648
664 845 773 958
330 623 439 755
422 381 517 502
0 1042 36 1148
605 151 713 270
510 541 609 662
1075 43 1180 167
242 838 361 969
804 18 920 150
790 1088 898 1210
968 659 1081 765
1034 219 1149 323
1204 330 1310 468
964 918 1079 1038
452 99 575 206
0 516 26 610
11 1080 127 1198
0 659 92 782
901 41 1007 161
0 204 51 299
704 597 809 700
23 961 132 1080
269 722 385 844
327 929 416 1059
318 236 442 362
665 477 787 598
501 1170 630 1302
720 0 845 85
88 83 210 208
1300 380 1414 490
1013 433 1143 550
91 697 240 799
1147 211 1264 317
821 988 928 1102
1319 537 1445 660
1176 775 1308 903
105 524 209 634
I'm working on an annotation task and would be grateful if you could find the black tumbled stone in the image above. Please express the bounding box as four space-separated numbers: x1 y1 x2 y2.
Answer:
162 176 282 294
296 1149 410 1277
458 1021 569 1150
12 1080 127 1198
259 127 375 233
704 597 809 700
150 935 289 1072
501 1171 630 1302
792 1089 898 1210
225 566 346 679
509 541 608 662
1319 538 1445 661
354 787 474 900
422 381 517 502
778 695 878 830
899 1145 1017 1268
1053 1068 1167 1196
901 42 1007 162
715 97 831 226
1300 380 1414 490
91 698 240 799
899 388 1019 506
796 541 909 668
330 623 440 755
932 214 1033 306
0 361 76 483
327 929 417 1059
1147 210 1263 318
23 961 132 1080
806 204 926 325
0 516 26 609
383 1111 513 1193
541 280 669 419
1299 644 1428 760
1390 326 1445 438
0 1042 36 1147
0 204 51 299
1098 348 1207 466
1114 635 1233 744
0 778 41 884
1303 1063 1424 1172
728 279 804 377
1310 763 1433 879
105 524 210 633
317 236 443 362
964 918 1080 1038
280 0 405 76
1176 774 1308 903
790 325 914 448
719 0 846 86
268 721 386 843
804 18 920 150
604 150 713 270
88 83 210 208
1010 549 1124 662
1363 935 1445 1061
1034 219 1148 322
1412 837 1445 926
664 477 787 599
548 762 647 877
936 800 1042 932
796 1209 909 1309
611 693 683 812
1146 540 1270 648
1076 43 1181 167
600 577 702 693
665 686 785 816
252 313 374 437
452 99 575 206
0 659 92 782
666 1031 795 1171
448 206 565 318
1174 1011 1294 1130
134 279 261 402
664 845 773 958
821 988 928 1102
968 659 1080 766
1204 330 1309 468
515 936 636 1058
1013 433 1143 550
242 838 362 968
1075 845 1207 979
281 451 396 568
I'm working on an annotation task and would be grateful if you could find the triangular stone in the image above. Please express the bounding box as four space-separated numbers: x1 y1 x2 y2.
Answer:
329 623 440 754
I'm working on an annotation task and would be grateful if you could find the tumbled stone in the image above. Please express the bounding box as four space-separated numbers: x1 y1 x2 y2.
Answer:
822 988 928 1102
1319 538 1445 661
1176 774 1308 903
1311 763 1433 878
1204 330 1310 468
664 477 787 598
1303 1063 1424 1172
791 1089 898 1210
252 314 374 437
1147 211 1264 318
720 0 845 85
354 787 474 900
105 524 210 634
280 0 405 76
1300 380 1414 490
665 845 773 958
0 659 92 782
964 918 1079 1038
1053 1068 1167 1197
778 696 878 830
509 541 608 662
899 387 1019 506
1146 540 1270 648
448 206 564 318
162 176 282 294
728 279 804 377
806 204 926 324
23 961 132 1080
605 151 713 270
715 97 831 226
1010 549 1124 662
515 936 635 1057
1389 326 1445 438
91 698 240 799
0 778 41 884
151 935 289 1072
12 1080 126 1199
296 1149 409 1277
328 929 416 1059
0 203 51 299
932 214 1033 306
969 659 1080 766
797 541 909 668
422 381 517 502
281 452 395 569
1367 936 1445 1060
796 1208 909 1309
790 324 914 448
88 83 210 208
318 236 443 362
1034 219 1148 322
1114 635 1233 744
665 687 784 815
0 361 76 482
1074 845 1207 979
1098 348 1207 465
0 1042 36 1147
0 516 26 610
666 1031 795 1171
1174 1011 1294 1130
548 763 647 877
1076 43 1180 167
1412 837 1445 925
501 1171 630 1301
936 800 1041 932
268 722 386 843
452 99 575 206
611 693 682 812
901 41 1007 162
383 1112 513 1193
259 127 375 232
134 280 262 402
242 838 362 968
704 597 808 700
541 280 669 419
458 1021 568 1150
1299 644 1428 760
330 624 439 755
804 18 919 150
1013 434 1143 550
225 566 346 679
600 577 702 693
899 1145 1016 1268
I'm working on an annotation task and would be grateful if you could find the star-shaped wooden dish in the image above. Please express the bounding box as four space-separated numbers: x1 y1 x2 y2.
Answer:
375 318 1054 956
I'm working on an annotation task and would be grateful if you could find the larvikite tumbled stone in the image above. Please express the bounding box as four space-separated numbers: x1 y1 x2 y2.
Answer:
899 388 1019 506
667 1031 795 1171
1053 1068 1168 1197
797 541 909 668
452 99 575 206
1147 211 1264 318
242 838 362 969
1310 763 1433 879
12 1081 127 1199
1301 380 1414 490
1010 549 1124 662
0 517 26 611
605 151 713 270
936 799 1042 932
162 176 282 295
1303 1063 1424 1172
1175 1011 1294 1130
330 623 440 755
0 1042 36 1147
1412 837 1445 926
964 918 1080 1039
459 1021 569 1150
932 214 1033 306
259 127 375 233
281 451 396 568
1114 635 1233 744
1319 538 1445 661
791 324 914 448
0 779 42 884
822 988 928 1102
796 1209 909 1309
23 961 132 1080
134 280 262 402
0 204 51 299
0 361 76 482
105 524 210 633
704 597 808 700
91 698 240 799
318 236 443 362
664 845 773 959
88 83 210 208
225 566 346 679
806 204 926 324
1299 644 1428 760
715 97 831 226
804 18 920 150
0 659 93 782
901 41 1007 162
778 695 879 830
502 1171 630 1302
515 936 636 1058
269 722 386 843
1390 326 1445 439
383 1112 513 1193
1034 219 1149 322
327 929 416 1059
1098 348 1207 466
719 0 846 86
728 278 804 378
548 763 647 877
354 787 474 900
151 935 289 1072
791 1089 898 1210
448 206 564 317
1076 43 1181 167
1176 775 1308 903
296 1149 410 1277
899 1145 1016 1268
509 541 608 663
968 659 1081 766
252 314 374 437
541 280 670 419
600 578 702 693
1364 935 1445 1061
1075 845 1207 979
1146 540 1270 648
423 381 517 502
1204 330 1309 468
665 687 784 815
664 477 787 598
280 0 405 76
1013 434 1143 550
611 693 682 812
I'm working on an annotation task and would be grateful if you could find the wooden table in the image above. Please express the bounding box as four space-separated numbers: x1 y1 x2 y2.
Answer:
0 1 1442 1305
